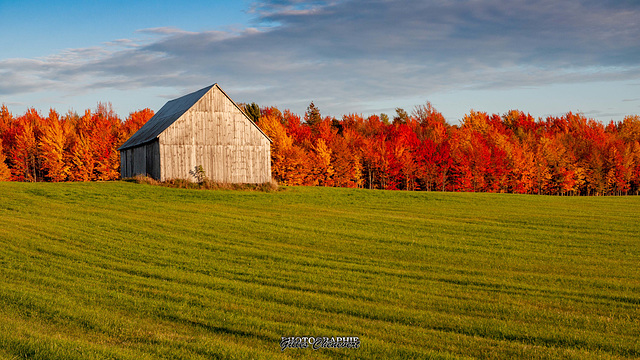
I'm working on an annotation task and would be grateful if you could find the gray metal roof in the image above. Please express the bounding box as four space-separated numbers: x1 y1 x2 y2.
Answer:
118 84 215 151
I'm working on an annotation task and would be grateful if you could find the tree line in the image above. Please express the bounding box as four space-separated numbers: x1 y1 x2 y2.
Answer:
1 101 640 195
256 102 640 195
0 104 153 182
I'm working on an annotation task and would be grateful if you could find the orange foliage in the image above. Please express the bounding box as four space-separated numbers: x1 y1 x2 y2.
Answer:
9 109 41 181
255 104 640 195
0 103 152 182
0 138 11 181
0 100 639 196
121 108 154 144
259 107 310 185
39 109 71 182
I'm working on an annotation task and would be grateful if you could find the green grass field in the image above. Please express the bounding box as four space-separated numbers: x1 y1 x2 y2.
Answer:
0 182 638 359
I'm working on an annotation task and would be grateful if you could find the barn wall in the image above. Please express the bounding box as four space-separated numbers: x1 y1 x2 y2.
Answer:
120 147 144 178
120 140 161 179
158 86 271 183
120 151 128 179
146 140 161 179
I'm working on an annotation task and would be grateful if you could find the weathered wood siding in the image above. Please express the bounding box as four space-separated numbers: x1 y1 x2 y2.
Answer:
157 86 271 183
120 139 161 179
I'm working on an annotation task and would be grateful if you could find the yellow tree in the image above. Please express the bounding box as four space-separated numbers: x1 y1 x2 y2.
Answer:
259 107 311 185
39 109 70 181
310 138 334 186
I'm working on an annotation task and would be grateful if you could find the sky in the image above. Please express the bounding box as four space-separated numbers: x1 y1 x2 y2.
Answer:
1 0 639 124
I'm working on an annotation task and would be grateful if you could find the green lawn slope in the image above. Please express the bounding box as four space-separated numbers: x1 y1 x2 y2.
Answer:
0 182 638 359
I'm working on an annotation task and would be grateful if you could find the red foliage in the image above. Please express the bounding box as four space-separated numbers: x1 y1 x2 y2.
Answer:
255 106 640 195
1 101 639 195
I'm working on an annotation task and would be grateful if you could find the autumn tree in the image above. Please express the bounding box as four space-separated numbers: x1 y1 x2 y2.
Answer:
331 128 364 188
39 109 71 181
1 100 638 194
0 105 14 178
9 109 43 181
120 108 154 145
412 101 446 127
309 138 334 186
0 138 11 181
67 110 96 181
89 102 122 180
0 104 12 140
260 107 310 185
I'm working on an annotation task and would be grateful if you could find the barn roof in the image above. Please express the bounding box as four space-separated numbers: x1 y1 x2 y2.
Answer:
118 84 270 151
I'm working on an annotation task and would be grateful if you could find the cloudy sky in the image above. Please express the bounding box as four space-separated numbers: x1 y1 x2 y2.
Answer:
1 0 639 123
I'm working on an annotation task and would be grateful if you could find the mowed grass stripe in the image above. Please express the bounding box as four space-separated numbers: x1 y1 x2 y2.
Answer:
0 181 638 359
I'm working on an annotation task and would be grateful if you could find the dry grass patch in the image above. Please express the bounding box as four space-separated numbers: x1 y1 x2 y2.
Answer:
126 174 279 192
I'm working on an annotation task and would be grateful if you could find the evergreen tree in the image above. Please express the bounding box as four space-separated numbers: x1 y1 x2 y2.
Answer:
305 101 322 127
245 102 261 124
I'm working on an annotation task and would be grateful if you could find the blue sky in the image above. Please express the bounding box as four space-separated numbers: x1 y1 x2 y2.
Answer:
1 0 639 123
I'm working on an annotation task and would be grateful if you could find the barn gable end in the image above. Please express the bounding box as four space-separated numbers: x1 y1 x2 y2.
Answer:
118 84 271 183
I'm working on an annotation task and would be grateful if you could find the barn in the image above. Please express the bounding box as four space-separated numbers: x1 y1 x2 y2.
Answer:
118 84 272 183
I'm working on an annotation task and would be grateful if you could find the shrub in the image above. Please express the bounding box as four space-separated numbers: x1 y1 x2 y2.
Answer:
124 175 279 192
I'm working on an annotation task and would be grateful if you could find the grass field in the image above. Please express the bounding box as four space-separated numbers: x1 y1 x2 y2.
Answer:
0 181 638 359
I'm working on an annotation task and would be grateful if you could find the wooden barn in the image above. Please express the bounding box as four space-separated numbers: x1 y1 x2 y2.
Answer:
118 84 272 183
